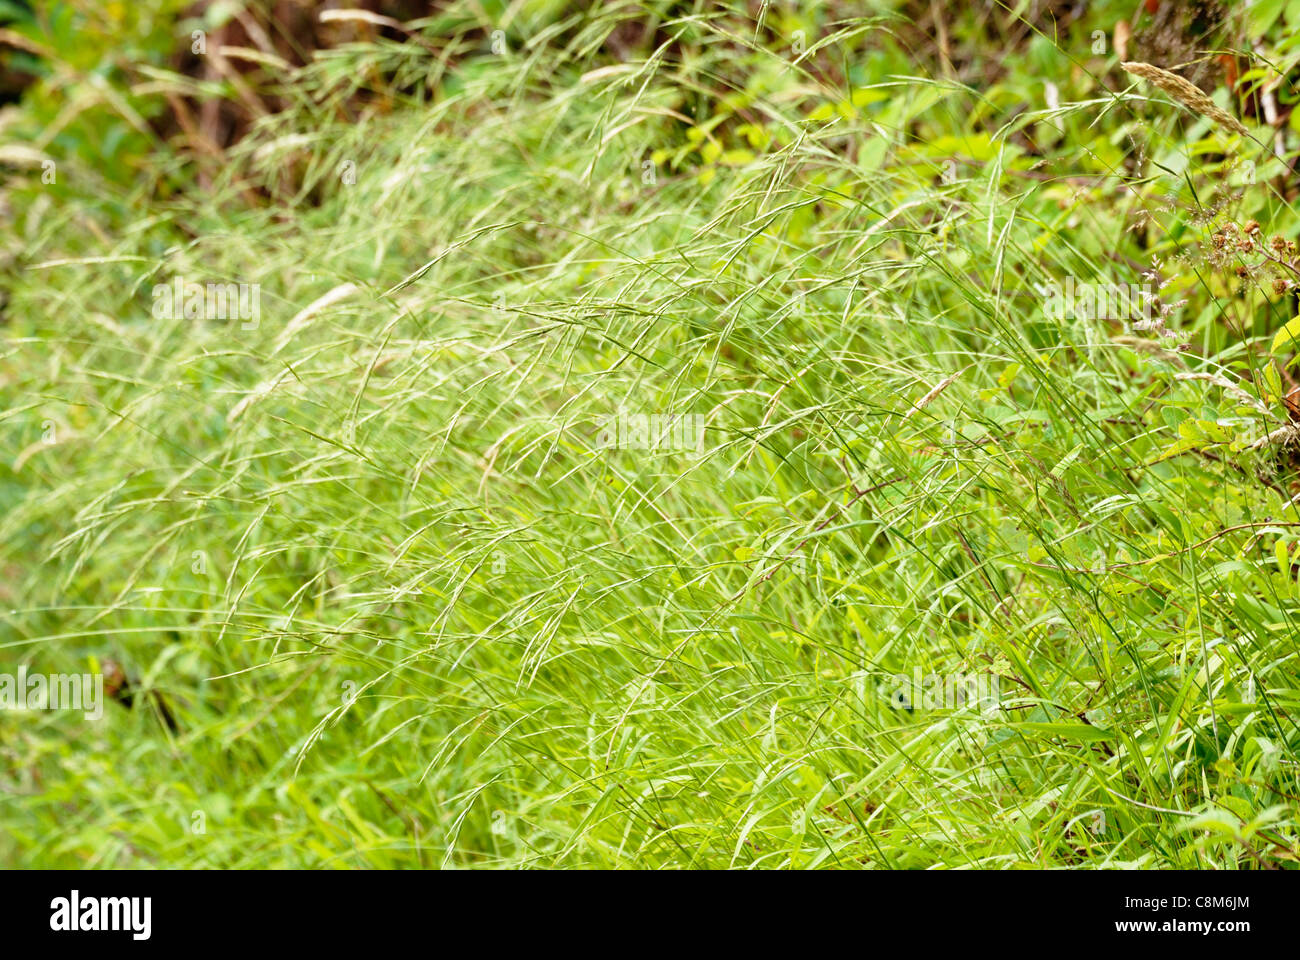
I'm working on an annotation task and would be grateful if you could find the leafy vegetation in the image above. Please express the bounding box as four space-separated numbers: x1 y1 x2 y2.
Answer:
3 0 1300 868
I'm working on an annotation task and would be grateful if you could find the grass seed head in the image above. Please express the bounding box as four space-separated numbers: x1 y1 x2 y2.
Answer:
1121 61 1249 137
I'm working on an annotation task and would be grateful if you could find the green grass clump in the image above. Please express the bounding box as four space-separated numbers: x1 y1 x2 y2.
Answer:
3 1 1300 868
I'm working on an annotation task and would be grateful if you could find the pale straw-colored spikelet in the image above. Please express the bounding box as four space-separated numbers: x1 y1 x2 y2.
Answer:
1121 61 1248 137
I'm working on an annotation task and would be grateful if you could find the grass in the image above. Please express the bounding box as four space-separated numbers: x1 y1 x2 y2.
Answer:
3 0 1300 868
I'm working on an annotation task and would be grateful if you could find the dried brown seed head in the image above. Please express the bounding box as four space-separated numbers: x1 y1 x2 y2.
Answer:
1121 61 1249 137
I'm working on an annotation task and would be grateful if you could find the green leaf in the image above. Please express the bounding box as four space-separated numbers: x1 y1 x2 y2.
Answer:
1271 313 1300 354
719 149 755 166
1015 722 1115 742
1179 808 1241 837
1264 362 1283 404
1249 0 1287 34
1050 443 1083 478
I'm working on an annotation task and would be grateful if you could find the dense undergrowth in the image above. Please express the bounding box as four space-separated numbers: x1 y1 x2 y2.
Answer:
4 1 1300 868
